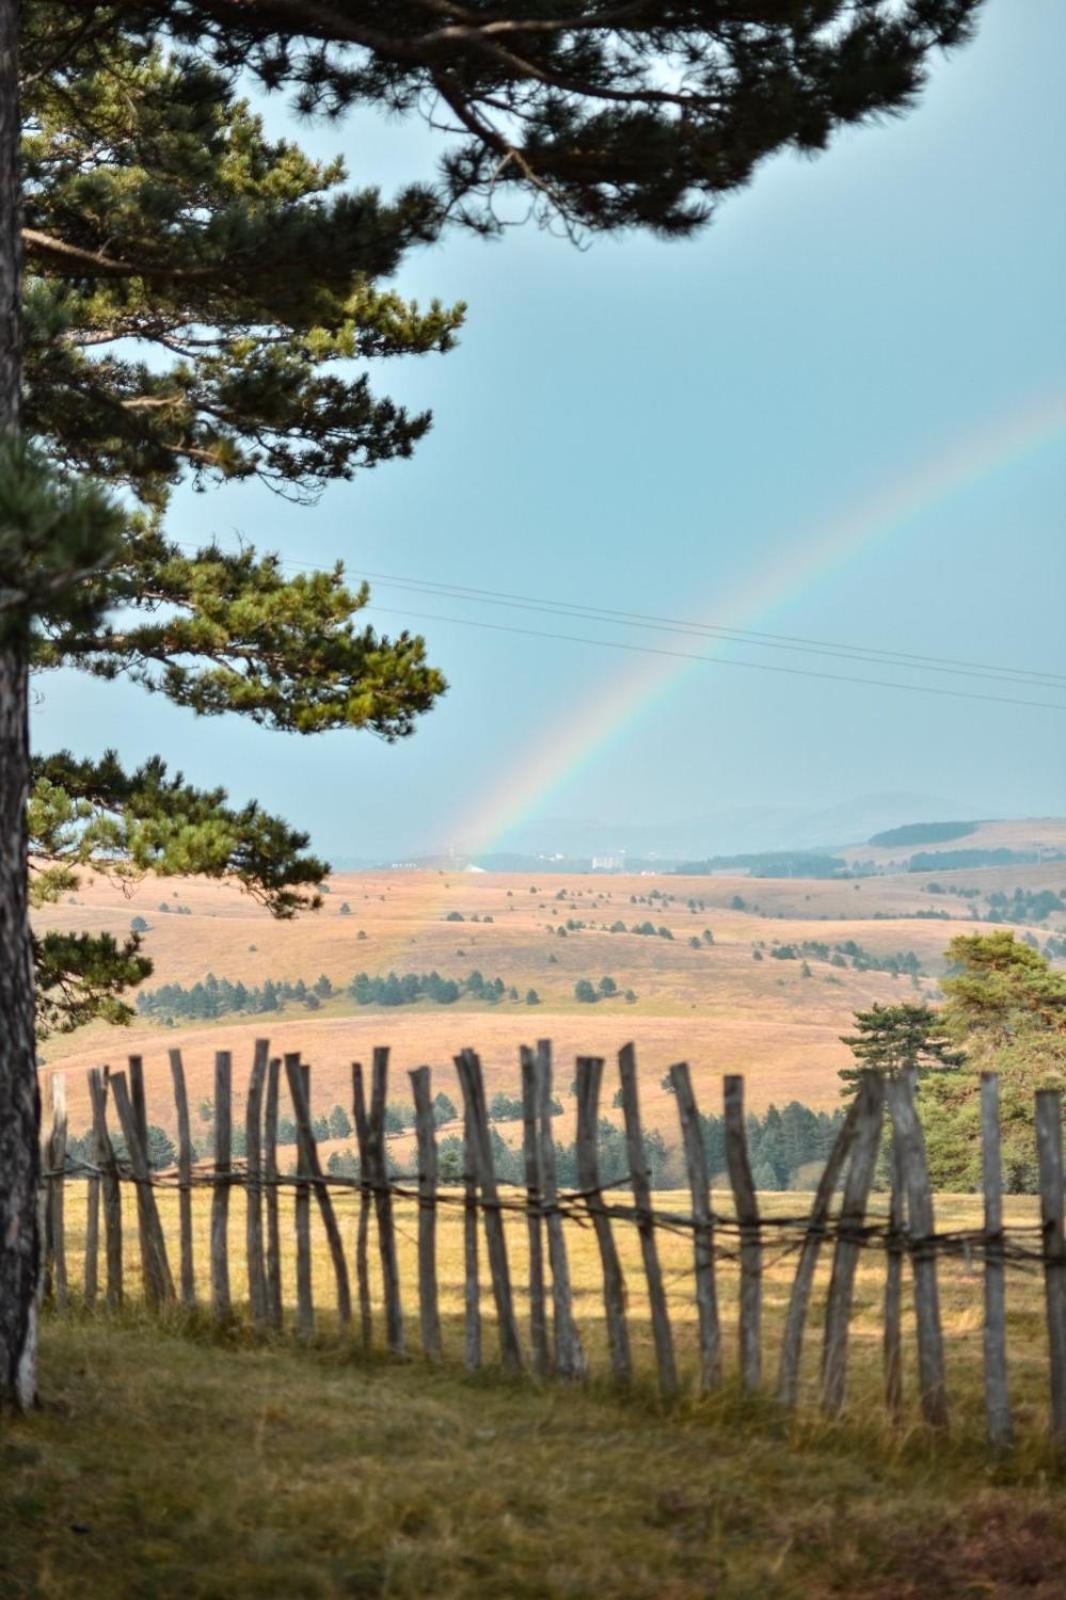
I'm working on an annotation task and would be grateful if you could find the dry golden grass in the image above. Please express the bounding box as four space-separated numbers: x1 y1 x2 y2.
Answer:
40 852 1066 1143
10 1174 1063 1599
50 1178 1054 1437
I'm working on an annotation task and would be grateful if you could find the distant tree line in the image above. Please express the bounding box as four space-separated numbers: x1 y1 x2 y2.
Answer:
675 851 850 879
906 848 1051 872
135 968 543 1021
137 972 337 1022
868 821 978 848
762 939 923 977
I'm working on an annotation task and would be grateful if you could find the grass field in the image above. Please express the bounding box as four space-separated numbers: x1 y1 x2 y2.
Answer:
47 1178 1056 1438
15 835 1066 1596
4 1292 1064 1599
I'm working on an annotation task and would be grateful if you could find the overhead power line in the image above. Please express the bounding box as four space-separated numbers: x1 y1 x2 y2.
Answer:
353 570 1066 690
359 603 1066 713
173 541 1066 708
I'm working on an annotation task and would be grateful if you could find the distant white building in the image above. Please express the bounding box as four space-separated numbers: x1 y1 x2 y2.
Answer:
592 854 624 872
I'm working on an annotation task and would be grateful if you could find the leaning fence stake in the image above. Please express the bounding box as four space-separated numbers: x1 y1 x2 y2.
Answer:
620 1043 676 1399
777 1098 860 1407
535 1040 584 1380
821 1071 885 1418
83 1077 101 1311
286 1053 351 1328
576 1054 631 1385
1035 1088 1066 1450
520 1047 550 1378
724 1074 761 1394
245 1041 269 1331
287 1054 314 1338
168 1048 196 1308
411 1066 443 1363
370 1046 404 1355
47 1073 68 1312
883 1115 905 1423
670 1061 721 1392
110 1070 174 1307
211 1050 233 1318
456 1048 523 1374
981 1072 1012 1449
462 1089 482 1372
886 1071 947 1428
264 1057 282 1329
351 1063 373 1352
89 1068 123 1309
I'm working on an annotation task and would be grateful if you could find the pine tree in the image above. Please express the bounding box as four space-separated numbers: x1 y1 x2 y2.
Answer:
838 1002 965 1098
0 0 982 1414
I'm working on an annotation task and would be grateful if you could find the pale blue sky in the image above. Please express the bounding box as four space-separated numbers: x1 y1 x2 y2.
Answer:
36 0 1066 861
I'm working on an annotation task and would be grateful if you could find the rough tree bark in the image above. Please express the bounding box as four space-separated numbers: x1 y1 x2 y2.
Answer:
0 0 37 1414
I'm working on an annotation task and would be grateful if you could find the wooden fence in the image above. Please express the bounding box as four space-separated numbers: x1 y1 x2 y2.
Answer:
39 1041 1066 1450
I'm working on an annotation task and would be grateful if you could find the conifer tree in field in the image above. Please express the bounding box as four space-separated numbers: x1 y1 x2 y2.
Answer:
838 1001 964 1098
0 0 982 1409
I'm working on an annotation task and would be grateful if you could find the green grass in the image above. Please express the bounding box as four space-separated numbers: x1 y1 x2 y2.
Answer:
3 1310 1065 1600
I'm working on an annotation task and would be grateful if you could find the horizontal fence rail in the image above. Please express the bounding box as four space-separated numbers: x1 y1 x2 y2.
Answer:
38 1044 1066 1451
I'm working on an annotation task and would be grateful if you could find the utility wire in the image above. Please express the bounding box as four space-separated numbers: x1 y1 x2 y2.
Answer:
353 571 1066 689
174 540 1066 700
361 603 1066 713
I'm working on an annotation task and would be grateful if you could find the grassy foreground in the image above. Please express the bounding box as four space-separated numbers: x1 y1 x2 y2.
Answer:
2 1313 1065 1600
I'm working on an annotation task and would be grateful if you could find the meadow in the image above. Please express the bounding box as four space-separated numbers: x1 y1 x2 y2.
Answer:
16 822 1066 1597
7 1176 1064 1600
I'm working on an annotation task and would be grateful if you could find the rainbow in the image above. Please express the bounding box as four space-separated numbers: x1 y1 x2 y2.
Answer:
450 387 1066 857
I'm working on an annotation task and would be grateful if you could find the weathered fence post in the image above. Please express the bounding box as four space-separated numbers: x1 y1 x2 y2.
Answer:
128 1055 149 1160
886 1071 947 1428
619 1042 677 1400
883 1119 906 1422
777 1099 860 1408
1035 1089 1066 1449
351 1062 373 1352
980 1072 1012 1449
535 1039 584 1379
126 1049 151 1299
83 1075 101 1310
264 1056 282 1329
724 1074 761 1393
89 1068 122 1308
211 1050 233 1318
520 1047 550 1378
245 1041 269 1331
821 1071 885 1418
369 1046 404 1355
168 1048 196 1308
575 1054 631 1385
285 1053 351 1330
455 1048 523 1374
411 1066 442 1363
46 1073 68 1311
287 1053 314 1337
462 1090 482 1372
109 1070 174 1308
670 1061 721 1392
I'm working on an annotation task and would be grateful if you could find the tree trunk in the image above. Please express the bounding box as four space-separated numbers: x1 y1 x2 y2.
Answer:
0 0 37 1414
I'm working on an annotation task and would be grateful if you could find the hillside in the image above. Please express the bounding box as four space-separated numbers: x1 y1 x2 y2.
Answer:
36 842 1066 1148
